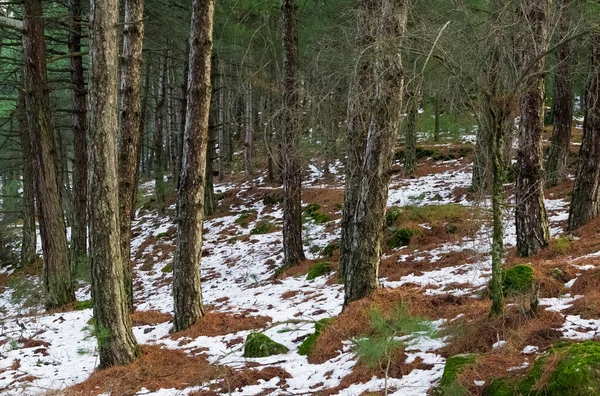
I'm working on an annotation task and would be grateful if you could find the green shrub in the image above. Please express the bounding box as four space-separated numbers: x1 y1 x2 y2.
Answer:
387 227 415 248
306 262 332 280
386 208 403 226
243 332 289 358
75 299 93 310
502 265 534 296
321 243 339 257
303 203 331 224
250 220 274 235
235 212 255 228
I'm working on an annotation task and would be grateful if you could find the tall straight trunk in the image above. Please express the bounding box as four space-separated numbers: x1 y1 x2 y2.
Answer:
68 0 88 275
472 123 492 192
244 81 253 180
154 53 167 216
434 94 440 141
281 0 305 267
168 59 179 174
545 0 573 188
568 30 600 231
205 124 215 216
173 0 214 332
217 57 226 181
118 0 144 313
89 0 139 367
404 80 419 176
342 0 407 306
515 0 550 257
22 0 74 309
177 43 190 184
18 88 36 267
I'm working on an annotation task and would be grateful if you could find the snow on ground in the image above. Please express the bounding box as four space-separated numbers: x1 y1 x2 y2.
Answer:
1 153 599 395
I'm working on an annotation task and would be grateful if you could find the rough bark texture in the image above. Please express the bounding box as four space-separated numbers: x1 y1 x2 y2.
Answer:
471 121 492 192
173 0 214 332
281 0 305 268
154 53 167 216
545 0 573 188
68 0 88 275
341 0 407 306
22 0 74 309
244 82 253 180
18 88 36 267
568 30 600 231
404 81 419 176
515 0 550 257
205 108 216 217
118 0 145 313
89 0 140 367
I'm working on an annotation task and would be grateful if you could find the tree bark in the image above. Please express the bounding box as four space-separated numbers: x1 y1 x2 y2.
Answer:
244 81 254 180
515 0 550 257
404 79 419 176
154 53 167 216
173 0 214 332
281 0 305 268
118 0 144 314
545 0 573 188
568 30 600 231
18 88 36 267
68 0 88 275
89 0 139 367
342 0 407 306
22 0 74 309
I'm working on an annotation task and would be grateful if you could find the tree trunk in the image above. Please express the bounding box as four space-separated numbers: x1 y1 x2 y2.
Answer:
89 0 139 367
434 94 440 141
118 0 145 314
18 88 36 267
177 43 190 185
205 101 216 216
154 54 167 216
244 81 254 180
281 0 305 268
568 30 600 231
515 0 550 257
68 0 88 276
217 58 226 182
342 0 407 306
545 0 573 188
22 0 74 309
173 0 214 332
404 80 419 176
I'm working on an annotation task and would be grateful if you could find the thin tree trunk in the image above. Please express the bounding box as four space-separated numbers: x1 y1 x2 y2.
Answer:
434 94 440 141
244 81 254 180
68 0 88 276
342 0 407 306
545 0 573 188
281 0 305 268
22 0 74 309
118 0 145 314
154 53 167 216
177 43 190 185
18 88 36 267
568 30 600 231
404 80 419 176
515 0 550 257
168 57 179 174
173 0 215 332
89 0 139 367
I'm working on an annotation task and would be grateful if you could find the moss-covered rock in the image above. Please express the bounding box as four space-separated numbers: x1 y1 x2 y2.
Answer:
503 265 534 296
75 299 93 310
306 262 332 280
243 332 289 358
298 318 332 356
250 220 274 235
387 227 415 248
433 354 477 396
483 341 600 396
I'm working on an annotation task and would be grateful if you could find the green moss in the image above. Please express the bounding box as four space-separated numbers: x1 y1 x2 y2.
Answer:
306 262 332 280
250 220 274 235
482 380 518 396
386 208 403 226
303 203 331 224
156 232 169 239
433 354 477 396
298 318 333 356
161 263 172 273
387 227 415 248
321 243 339 257
503 265 534 296
75 299 93 310
304 203 321 215
243 332 289 358
234 212 255 228
311 212 331 224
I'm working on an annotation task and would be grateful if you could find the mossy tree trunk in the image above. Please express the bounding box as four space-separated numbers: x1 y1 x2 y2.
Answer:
173 0 215 332
89 0 139 367
68 0 88 276
568 29 600 231
342 0 407 306
545 0 573 188
281 0 305 268
22 0 74 309
515 0 550 258
118 0 145 314
18 88 36 267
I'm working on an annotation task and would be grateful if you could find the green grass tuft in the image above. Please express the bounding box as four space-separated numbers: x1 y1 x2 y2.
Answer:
306 262 332 280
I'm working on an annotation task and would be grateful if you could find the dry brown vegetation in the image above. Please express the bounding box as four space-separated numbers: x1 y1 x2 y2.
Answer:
171 311 271 341
130 310 173 326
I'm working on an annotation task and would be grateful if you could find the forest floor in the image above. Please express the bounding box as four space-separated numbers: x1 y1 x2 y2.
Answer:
1 128 600 395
